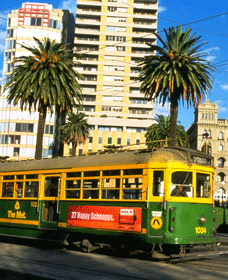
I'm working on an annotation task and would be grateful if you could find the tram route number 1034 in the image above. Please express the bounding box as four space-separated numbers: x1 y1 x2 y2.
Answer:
195 227 206 234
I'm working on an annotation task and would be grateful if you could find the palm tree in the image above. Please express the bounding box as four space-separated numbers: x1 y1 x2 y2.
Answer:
145 114 187 148
138 26 215 146
59 112 91 156
3 37 82 160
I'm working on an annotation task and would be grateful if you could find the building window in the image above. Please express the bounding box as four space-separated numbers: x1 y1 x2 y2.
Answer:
98 137 102 144
6 29 13 38
98 126 111 131
201 143 212 155
8 135 20 144
0 135 7 144
108 7 117 12
108 137 112 144
218 172 225 182
45 125 54 134
203 130 207 137
202 113 204 119
13 147 20 156
89 137 93 143
218 158 226 168
106 36 126 42
127 138 130 145
136 139 140 144
31 17 42 26
79 149 83 155
219 132 223 140
208 130 211 137
15 123 34 133
117 138 121 145
219 144 223 151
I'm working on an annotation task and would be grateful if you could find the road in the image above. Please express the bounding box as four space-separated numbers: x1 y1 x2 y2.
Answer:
0 238 228 280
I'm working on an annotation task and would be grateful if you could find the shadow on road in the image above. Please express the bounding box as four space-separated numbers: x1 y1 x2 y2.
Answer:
0 268 53 280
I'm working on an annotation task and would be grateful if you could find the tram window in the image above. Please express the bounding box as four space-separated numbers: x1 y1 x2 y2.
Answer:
66 172 81 178
65 180 81 198
83 179 99 199
2 182 14 197
103 170 121 176
122 177 143 199
123 169 143 175
171 172 193 197
44 177 59 197
84 171 100 177
26 174 38 179
24 181 38 197
3 175 14 180
196 173 210 198
153 171 164 196
102 178 120 199
16 175 24 180
16 182 23 198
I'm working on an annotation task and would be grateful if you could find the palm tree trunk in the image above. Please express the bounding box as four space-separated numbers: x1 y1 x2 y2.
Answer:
53 105 65 157
168 102 178 147
35 107 47 160
72 142 77 156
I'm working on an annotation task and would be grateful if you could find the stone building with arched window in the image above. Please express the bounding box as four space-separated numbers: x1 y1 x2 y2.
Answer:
187 99 228 193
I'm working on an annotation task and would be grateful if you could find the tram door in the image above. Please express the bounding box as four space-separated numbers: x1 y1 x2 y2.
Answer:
39 175 61 229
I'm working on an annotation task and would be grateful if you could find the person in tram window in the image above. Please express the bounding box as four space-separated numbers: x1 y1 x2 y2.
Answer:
171 185 182 196
181 187 188 197
171 185 188 197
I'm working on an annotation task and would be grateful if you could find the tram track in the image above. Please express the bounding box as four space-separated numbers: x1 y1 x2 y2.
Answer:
175 257 228 276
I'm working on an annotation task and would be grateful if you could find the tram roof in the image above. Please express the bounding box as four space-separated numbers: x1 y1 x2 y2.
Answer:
0 147 213 173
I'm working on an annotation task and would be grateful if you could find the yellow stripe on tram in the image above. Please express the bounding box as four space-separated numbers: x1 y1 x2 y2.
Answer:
0 218 39 225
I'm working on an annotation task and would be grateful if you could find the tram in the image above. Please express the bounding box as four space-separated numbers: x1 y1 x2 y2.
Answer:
0 147 218 258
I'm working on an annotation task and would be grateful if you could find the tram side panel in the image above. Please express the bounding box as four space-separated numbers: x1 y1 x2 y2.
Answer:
164 202 216 245
0 199 40 237
59 200 150 249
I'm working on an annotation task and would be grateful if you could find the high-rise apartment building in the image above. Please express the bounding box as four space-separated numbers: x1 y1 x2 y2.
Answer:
71 0 158 155
0 2 75 159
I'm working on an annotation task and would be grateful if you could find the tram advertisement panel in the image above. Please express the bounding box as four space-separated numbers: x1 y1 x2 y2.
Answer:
67 205 142 232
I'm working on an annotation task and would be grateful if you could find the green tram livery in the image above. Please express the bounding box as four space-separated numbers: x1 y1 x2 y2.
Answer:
0 147 218 257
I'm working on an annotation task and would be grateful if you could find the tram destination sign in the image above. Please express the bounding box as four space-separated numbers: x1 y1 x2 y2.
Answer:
191 155 211 165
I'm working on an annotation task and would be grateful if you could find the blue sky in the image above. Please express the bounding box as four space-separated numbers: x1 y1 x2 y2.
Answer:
1 0 228 130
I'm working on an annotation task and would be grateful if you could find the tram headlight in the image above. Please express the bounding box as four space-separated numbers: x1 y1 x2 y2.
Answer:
199 215 207 225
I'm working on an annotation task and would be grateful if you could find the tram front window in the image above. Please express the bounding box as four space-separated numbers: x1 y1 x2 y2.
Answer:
196 173 211 198
171 172 193 197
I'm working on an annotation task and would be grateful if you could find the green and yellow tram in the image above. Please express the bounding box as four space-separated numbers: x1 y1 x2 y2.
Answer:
0 147 217 257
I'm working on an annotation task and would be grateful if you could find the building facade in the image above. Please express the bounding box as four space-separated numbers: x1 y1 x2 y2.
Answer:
187 100 228 196
70 0 158 155
0 2 74 160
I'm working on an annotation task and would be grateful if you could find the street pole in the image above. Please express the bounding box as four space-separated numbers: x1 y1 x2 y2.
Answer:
220 181 225 208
